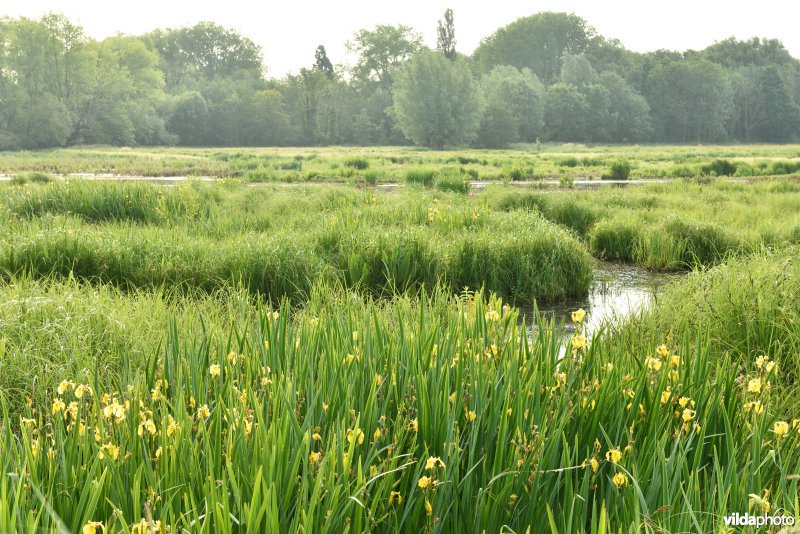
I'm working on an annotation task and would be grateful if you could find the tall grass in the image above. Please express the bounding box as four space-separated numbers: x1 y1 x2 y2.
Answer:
0 288 796 532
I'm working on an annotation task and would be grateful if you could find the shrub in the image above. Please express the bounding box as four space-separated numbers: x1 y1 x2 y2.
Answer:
701 159 737 176
603 159 631 180
435 169 470 194
362 170 381 185
557 156 579 167
344 157 370 170
405 168 436 187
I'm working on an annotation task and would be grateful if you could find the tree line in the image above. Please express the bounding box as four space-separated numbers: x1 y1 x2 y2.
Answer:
1 11 799 150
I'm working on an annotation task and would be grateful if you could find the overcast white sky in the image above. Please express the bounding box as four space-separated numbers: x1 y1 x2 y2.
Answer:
4 0 799 76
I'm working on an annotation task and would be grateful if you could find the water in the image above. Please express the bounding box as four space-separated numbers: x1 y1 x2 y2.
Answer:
525 262 680 340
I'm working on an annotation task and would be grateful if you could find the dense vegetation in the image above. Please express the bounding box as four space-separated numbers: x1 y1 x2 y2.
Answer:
2 144 800 181
1 11 799 150
1 174 799 531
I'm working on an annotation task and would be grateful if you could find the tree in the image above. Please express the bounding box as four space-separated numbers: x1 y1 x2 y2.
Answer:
752 65 800 141
436 9 456 61
474 12 598 85
146 22 264 91
314 45 334 79
597 72 652 142
545 83 588 141
167 91 209 145
347 25 422 88
392 50 482 149
476 66 545 147
560 54 596 86
645 58 733 142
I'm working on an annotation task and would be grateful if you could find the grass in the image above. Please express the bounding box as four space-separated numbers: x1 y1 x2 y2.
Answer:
2 144 799 183
0 284 797 532
0 182 593 303
1 158 800 531
490 179 800 270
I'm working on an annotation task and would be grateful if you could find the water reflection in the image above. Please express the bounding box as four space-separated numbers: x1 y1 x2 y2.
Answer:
523 262 680 341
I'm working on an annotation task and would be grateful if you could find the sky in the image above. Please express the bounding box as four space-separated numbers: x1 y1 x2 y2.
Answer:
3 0 799 76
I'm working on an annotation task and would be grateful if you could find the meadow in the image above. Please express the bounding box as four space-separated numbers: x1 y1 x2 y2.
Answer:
2 144 800 184
0 150 799 532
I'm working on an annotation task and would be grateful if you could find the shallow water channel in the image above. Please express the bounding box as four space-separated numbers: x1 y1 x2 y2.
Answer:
525 261 681 342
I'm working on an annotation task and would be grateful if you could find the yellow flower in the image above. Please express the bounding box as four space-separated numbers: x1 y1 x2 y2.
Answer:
656 344 669 358
425 499 433 515
765 361 776 374
670 355 680 367
343 353 355 364
389 491 402 505
754 355 768 369
102 400 126 422
347 428 365 445
373 428 381 441
57 380 74 395
678 397 692 409
747 378 762 394
52 398 66 415
606 448 622 464
138 419 157 437
20 417 36 428
166 415 179 437
589 457 599 473
612 472 629 489
556 372 567 387
409 418 418 432
418 476 432 489
197 404 210 420
425 456 445 470
571 335 588 351
99 442 120 461
660 388 671 405
312 432 322 441
749 492 771 514
646 358 662 372
571 308 586 324
74 384 92 399
209 364 221 378
682 408 695 422
309 451 321 464
485 309 500 321
467 410 477 422
375 374 383 386
227 351 238 364
67 401 78 420
82 521 104 534
131 520 161 534
774 420 789 439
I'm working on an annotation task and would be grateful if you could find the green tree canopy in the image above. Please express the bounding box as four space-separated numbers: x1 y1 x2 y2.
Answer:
474 12 598 85
346 25 422 89
392 50 482 149
477 65 545 147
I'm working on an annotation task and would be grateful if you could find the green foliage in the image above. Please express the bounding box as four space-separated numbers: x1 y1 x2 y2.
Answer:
474 12 598 84
476 66 546 147
344 157 370 170
603 159 631 180
404 168 437 186
435 168 470 194
392 51 483 149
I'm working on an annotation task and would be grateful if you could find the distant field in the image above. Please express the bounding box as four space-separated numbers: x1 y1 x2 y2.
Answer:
2 144 800 183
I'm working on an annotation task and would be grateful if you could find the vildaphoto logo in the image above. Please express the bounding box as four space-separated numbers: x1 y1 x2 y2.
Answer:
723 513 795 527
